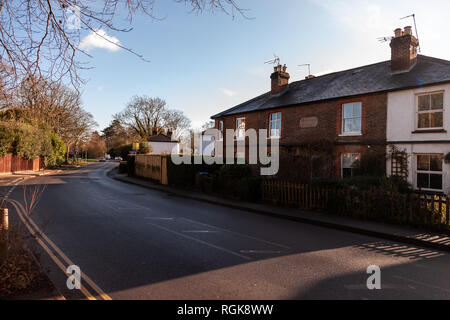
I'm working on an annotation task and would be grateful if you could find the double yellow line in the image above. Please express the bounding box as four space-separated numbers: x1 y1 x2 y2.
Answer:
8 199 112 300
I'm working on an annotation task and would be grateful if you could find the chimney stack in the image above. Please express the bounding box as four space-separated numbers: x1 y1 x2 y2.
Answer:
167 129 173 139
390 26 419 73
270 64 290 95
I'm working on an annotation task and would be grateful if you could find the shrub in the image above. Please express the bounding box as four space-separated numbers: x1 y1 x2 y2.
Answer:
44 132 66 167
118 161 128 174
218 164 253 179
166 156 222 187
139 142 153 154
0 122 15 157
126 154 136 176
352 151 386 177
236 176 261 201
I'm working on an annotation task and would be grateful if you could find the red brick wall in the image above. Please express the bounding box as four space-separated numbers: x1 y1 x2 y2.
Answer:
215 92 387 179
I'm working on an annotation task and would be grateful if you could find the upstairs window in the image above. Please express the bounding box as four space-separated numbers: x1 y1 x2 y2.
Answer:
342 102 362 134
269 112 282 138
416 154 443 191
417 92 444 129
236 117 246 139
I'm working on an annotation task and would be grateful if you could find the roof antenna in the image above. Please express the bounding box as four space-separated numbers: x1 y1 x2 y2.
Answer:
264 54 280 66
400 13 421 52
298 63 311 76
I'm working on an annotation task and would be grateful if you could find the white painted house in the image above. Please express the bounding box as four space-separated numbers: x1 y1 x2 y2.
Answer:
387 84 450 194
146 133 180 155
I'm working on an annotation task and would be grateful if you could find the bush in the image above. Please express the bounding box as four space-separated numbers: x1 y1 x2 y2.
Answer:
219 164 253 179
236 176 261 201
138 142 153 154
0 122 15 157
118 161 128 174
352 151 386 177
166 156 222 187
126 155 136 176
44 132 66 167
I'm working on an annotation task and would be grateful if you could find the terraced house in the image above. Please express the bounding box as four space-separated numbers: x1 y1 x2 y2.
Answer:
211 27 450 193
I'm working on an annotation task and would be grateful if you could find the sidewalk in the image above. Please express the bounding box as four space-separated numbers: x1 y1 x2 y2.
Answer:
108 169 450 253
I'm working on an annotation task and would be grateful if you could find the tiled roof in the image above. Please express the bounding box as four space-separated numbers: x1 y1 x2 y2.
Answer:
211 55 450 119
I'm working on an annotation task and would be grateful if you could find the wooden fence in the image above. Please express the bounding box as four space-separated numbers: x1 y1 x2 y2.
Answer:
135 155 168 185
0 154 43 174
261 180 450 229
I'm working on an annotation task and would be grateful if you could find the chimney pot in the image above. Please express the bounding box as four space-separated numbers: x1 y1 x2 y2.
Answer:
390 26 419 73
270 64 290 95
404 26 413 35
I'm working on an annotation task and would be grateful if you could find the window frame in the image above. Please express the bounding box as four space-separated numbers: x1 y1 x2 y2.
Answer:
415 153 443 192
235 117 246 140
268 112 282 138
341 102 362 135
415 91 444 131
341 153 361 178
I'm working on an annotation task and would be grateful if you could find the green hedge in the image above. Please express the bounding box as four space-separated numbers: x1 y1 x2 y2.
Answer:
0 121 65 165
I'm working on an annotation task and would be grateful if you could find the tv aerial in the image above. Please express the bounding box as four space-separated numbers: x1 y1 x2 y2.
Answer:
298 63 311 76
401 13 421 52
264 54 280 66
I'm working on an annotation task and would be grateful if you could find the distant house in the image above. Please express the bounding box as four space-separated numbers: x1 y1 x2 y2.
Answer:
146 132 180 155
211 26 450 193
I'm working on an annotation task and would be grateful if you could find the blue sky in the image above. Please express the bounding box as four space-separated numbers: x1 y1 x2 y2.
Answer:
78 0 450 131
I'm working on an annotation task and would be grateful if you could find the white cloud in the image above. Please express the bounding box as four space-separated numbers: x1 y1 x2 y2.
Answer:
79 29 121 52
220 88 237 97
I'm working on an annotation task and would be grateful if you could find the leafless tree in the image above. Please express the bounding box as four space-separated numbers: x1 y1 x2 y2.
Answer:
115 95 190 139
16 76 97 161
0 0 246 90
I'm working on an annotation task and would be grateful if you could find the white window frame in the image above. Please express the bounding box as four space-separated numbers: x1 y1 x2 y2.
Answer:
341 153 361 178
341 102 362 136
415 91 444 130
269 112 282 138
415 153 443 192
218 120 224 141
235 117 246 140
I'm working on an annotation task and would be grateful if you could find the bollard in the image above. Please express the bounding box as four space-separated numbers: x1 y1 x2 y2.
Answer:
1 208 8 231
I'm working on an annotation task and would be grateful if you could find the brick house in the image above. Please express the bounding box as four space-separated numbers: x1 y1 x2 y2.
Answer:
211 26 450 183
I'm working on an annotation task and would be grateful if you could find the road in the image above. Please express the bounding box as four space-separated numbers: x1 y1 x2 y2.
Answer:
5 162 450 300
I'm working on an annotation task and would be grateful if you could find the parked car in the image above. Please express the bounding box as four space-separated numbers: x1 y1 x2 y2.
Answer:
115 156 123 161
99 157 106 162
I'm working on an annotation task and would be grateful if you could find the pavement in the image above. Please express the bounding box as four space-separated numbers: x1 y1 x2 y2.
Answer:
109 169 450 253
4 162 450 300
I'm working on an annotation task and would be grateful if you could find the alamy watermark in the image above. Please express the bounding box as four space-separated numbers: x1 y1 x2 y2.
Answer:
171 129 280 176
366 265 381 290
66 265 81 290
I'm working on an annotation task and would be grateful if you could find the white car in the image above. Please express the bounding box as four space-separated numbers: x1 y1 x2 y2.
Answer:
115 156 123 161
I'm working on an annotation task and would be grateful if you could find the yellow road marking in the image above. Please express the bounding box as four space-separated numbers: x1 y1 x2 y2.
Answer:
9 200 112 300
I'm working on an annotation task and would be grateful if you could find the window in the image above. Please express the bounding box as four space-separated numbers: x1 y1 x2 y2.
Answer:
417 92 444 129
236 117 246 139
416 154 443 191
342 102 362 134
341 153 360 178
269 112 282 138
218 120 224 140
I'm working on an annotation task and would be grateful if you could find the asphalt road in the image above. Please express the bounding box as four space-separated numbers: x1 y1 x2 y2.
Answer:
5 162 450 300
